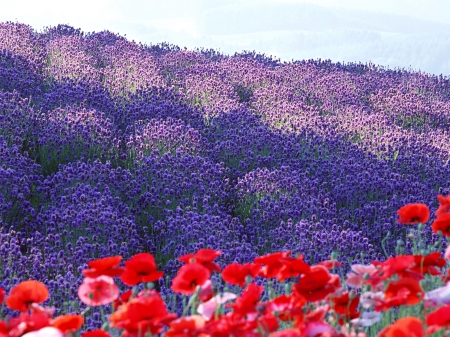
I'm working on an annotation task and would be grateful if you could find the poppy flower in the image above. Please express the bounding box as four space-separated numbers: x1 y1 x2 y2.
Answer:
318 259 343 270
51 315 84 334
0 287 4 304
436 194 450 217
293 265 341 302
411 252 446 275
221 262 261 287
397 203 430 224
7 312 50 337
109 296 177 336
254 251 291 279
425 304 450 329
171 263 210 295
424 281 450 306
432 213 450 237
78 276 119 306
368 255 418 286
266 294 306 322
345 264 378 289
227 283 264 317
113 289 133 309
120 253 164 286
178 249 222 273
165 315 206 337
331 291 360 318
83 256 124 278
382 277 424 308
277 256 311 281
6 280 49 311
377 316 424 337
81 330 112 337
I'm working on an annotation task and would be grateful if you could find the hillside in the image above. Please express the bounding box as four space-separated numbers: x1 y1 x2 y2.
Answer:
1 22 449 327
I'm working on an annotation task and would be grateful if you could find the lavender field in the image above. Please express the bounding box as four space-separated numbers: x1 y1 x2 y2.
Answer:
1 22 449 327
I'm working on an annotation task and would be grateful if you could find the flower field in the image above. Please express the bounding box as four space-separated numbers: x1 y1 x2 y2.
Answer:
0 22 450 336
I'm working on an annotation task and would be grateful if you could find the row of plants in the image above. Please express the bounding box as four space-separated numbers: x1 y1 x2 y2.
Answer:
1 196 450 337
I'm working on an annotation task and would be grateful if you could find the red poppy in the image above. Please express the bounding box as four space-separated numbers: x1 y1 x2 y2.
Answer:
293 265 341 302
81 330 112 337
377 316 424 337
165 315 206 337
254 251 291 279
432 213 450 237
426 304 450 329
178 249 222 273
277 256 311 281
227 283 264 317
397 203 430 224
120 253 164 286
6 280 49 312
51 315 84 334
381 278 424 310
109 296 177 336
83 256 124 278
411 252 446 275
330 291 360 323
113 289 133 309
0 287 4 304
436 194 450 216
221 262 261 287
171 263 210 295
318 259 343 270
266 294 306 322
7 312 50 337
368 255 418 286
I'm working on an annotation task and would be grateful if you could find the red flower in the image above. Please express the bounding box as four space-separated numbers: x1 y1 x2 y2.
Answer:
436 194 450 217
78 276 119 306
179 249 222 273
293 265 341 302
254 251 291 279
277 256 311 281
221 263 261 287
81 330 112 337
368 255 418 286
0 287 4 304
266 294 306 322
165 315 206 337
380 278 424 310
83 256 124 278
120 253 164 286
51 315 84 334
109 296 177 336
411 252 446 275
377 316 424 337
432 213 450 237
171 263 210 295
330 291 360 323
318 259 343 270
397 203 430 224
426 304 450 330
7 312 50 337
227 283 264 317
6 281 49 312
113 289 133 310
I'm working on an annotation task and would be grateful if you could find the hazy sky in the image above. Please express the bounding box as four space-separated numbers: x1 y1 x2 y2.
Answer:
1 0 450 76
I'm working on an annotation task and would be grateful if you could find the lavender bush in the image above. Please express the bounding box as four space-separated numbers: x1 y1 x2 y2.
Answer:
1 21 450 331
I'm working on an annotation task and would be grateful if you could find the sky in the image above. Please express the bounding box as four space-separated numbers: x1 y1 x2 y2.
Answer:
1 0 450 76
